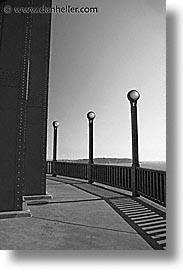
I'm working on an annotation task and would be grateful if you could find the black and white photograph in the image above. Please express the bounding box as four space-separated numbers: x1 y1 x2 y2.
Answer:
0 0 169 253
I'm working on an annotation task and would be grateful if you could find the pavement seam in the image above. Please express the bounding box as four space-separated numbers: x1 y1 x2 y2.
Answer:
37 196 128 206
31 215 156 236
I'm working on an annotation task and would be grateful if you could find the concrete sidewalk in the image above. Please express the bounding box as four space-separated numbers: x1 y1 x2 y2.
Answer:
0 177 155 250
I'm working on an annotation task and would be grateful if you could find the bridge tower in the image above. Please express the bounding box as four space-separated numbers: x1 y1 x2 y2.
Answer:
0 0 52 212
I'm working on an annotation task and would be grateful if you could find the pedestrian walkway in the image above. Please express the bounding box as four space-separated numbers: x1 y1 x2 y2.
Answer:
0 176 166 250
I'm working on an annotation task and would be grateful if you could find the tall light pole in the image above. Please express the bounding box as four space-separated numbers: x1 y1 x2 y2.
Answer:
87 111 96 183
52 121 59 177
127 90 140 196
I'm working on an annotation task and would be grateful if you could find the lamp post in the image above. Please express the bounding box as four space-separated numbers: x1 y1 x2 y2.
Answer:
87 111 96 183
52 121 59 177
127 90 140 196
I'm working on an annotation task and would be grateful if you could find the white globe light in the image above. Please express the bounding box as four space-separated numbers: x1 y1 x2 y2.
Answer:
127 90 140 102
53 121 59 127
87 111 96 120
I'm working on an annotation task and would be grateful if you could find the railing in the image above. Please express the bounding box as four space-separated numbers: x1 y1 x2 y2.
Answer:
47 161 53 174
47 161 88 180
92 164 132 191
136 167 166 207
46 161 166 207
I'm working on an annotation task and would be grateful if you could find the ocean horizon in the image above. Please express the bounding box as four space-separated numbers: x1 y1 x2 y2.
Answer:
47 159 166 171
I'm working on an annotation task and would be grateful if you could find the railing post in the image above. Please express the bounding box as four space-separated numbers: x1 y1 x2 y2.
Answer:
87 111 96 184
131 166 138 197
52 121 59 177
127 90 140 197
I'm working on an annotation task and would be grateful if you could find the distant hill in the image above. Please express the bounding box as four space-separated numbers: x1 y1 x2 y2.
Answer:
58 157 132 165
52 158 166 171
139 161 166 171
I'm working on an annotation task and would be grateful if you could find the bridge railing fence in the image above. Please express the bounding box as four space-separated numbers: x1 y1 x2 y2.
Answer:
46 161 166 207
47 161 53 174
136 167 166 207
47 161 88 180
92 164 132 191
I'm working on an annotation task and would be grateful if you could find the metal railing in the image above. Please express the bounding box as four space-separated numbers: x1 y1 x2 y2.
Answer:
47 161 53 174
47 161 88 180
136 167 166 207
46 161 166 206
92 164 132 191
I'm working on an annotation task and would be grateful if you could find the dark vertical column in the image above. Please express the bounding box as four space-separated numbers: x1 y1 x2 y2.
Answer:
52 121 59 177
88 120 94 183
130 102 140 168
0 0 52 211
87 111 96 184
53 127 58 162
0 0 29 211
89 121 94 165
23 0 52 196
127 90 140 197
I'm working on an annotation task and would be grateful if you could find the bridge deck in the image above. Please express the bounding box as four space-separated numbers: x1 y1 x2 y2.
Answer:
0 176 166 250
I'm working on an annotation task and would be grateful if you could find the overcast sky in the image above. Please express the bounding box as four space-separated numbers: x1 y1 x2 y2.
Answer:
47 0 166 161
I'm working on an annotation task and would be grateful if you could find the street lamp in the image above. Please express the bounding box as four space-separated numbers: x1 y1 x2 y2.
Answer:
127 90 140 196
87 111 96 183
127 90 140 167
52 121 59 177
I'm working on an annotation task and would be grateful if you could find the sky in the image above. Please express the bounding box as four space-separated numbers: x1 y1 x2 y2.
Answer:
47 0 166 161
